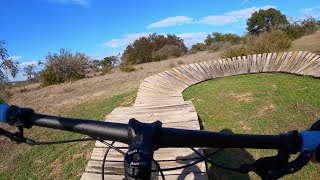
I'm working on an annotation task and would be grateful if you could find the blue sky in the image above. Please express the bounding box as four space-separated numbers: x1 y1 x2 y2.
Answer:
2 0 320 81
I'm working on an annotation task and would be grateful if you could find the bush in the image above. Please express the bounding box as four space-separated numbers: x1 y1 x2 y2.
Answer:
301 17 319 35
40 49 89 86
221 45 248 58
207 42 233 52
120 63 135 72
284 16 319 39
191 43 206 52
205 32 242 46
152 45 185 61
284 24 305 39
221 31 292 58
122 33 187 64
100 66 113 75
40 67 64 86
244 31 291 54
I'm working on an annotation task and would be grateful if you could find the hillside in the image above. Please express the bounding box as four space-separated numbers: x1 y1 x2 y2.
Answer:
290 30 320 52
7 51 221 114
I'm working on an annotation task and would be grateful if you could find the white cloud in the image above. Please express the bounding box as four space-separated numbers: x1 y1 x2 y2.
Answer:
19 61 38 68
177 32 208 48
46 0 90 6
147 16 193 29
9 56 23 61
199 5 275 26
100 33 151 48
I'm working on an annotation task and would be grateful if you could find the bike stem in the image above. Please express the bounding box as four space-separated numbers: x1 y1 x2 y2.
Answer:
124 118 162 180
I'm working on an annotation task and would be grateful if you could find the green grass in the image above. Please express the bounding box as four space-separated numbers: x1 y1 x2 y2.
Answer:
183 73 320 180
0 90 137 179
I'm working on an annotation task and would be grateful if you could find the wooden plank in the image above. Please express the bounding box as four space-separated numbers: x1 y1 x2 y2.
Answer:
199 62 214 79
157 72 188 88
189 63 208 80
180 65 206 82
227 58 236 75
283 51 299 72
167 69 197 86
90 148 204 161
267 53 278 72
172 67 199 84
291 51 311 73
194 63 211 79
85 160 206 175
144 77 185 92
278 52 292 72
287 51 304 73
296 55 320 74
293 52 316 73
259 53 267 72
81 172 208 180
163 71 192 88
151 74 189 90
303 58 320 76
251 54 258 73
270 52 282 71
210 60 224 78
263 53 273 72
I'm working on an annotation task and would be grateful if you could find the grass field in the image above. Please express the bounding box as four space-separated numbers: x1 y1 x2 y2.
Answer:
0 91 137 179
183 73 320 179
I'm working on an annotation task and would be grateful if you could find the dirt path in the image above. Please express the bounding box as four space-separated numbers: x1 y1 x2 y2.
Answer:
8 51 221 114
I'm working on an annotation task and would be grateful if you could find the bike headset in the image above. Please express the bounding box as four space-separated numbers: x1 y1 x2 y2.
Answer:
0 104 320 180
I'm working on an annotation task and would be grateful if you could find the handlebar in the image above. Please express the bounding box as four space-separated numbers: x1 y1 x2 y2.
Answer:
1 104 320 180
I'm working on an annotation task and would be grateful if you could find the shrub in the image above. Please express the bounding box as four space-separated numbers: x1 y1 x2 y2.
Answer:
40 67 64 86
120 63 135 72
152 45 184 61
221 45 248 58
207 42 233 52
191 43 206 52
221 31 292 58
40 49 89 86
122 33 187 64
100 66 113 75
301 17 319 35
244 31 291 54
205 32 242 46
284 16 319 39
284 24 305 39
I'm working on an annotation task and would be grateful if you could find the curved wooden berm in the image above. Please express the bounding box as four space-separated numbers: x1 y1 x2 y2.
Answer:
81 51 320 180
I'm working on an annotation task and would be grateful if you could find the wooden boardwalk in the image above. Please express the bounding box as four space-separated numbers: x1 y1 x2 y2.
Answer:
81 51 320 179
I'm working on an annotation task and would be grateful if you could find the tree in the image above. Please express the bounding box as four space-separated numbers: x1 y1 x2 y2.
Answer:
102 56 118 67
89 60 102 72
40 49 89 86
24 64 37 82
0 40 18 88
247 8 289 35
204 32 242 45
122 33 187 64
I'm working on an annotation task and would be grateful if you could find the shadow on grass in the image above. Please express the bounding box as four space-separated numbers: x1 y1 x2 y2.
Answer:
206 129 255 180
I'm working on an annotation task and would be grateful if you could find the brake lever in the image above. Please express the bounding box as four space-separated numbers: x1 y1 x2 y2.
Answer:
240 150 312 180
266 150 312 179
0 127 35 145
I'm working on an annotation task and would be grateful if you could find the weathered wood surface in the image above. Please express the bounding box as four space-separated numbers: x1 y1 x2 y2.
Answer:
82 51 320 179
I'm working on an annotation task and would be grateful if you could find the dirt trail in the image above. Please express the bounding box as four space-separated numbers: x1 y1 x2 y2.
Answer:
8 51 221 114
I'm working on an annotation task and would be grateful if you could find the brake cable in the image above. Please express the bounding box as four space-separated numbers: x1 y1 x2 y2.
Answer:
190 147 242 173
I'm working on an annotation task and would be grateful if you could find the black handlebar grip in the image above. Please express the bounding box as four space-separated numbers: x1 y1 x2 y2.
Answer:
310 119 320 131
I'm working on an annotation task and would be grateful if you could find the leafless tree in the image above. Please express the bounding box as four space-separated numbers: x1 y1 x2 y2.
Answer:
0 40 18 89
